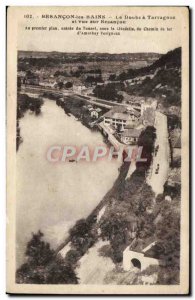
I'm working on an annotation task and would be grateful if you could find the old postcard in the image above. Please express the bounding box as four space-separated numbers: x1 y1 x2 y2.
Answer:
7 6 189 294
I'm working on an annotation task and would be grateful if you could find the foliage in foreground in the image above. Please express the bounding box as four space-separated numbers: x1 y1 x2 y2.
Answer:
16 231 78 284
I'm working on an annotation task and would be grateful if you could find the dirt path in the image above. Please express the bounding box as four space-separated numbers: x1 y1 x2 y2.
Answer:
76 240 115 284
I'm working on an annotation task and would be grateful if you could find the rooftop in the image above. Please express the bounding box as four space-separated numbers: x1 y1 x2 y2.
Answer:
127 237 160 258
104 106 140 121
168 168 181 184
141 107 155 124
121 128 141 138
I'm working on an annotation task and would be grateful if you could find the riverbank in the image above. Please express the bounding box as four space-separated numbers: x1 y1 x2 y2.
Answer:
17 93 44 151
56 94 108 130
55 159 130 254
16 99 121 269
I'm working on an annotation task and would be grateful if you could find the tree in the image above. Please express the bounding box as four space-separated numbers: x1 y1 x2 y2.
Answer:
78 65 85 71
100 213 129 262
85 75 103 85
17 77 22 91
65 249 80 267
154 205 180 284
17 94 43 117
69 219 97 254
93 83 122 101
109 74 116 81
65 81 73 89
46 255 78 284
25 231 54 267
54 70 68 77
58 81 64 89
137 126 156 170
16 231 78 284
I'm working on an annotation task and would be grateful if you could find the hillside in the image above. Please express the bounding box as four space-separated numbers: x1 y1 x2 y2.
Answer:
120 47 181 107
118 47 181 79
18 50 160 63
18 51 161 74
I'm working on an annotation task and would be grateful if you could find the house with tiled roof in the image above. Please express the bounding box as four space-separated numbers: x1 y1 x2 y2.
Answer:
24 73 40 85
141 107 155 126
121 127 142 145
103 106 141 131
167 168 181 187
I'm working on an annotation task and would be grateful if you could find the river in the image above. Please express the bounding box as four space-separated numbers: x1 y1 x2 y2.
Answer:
16 99 121 267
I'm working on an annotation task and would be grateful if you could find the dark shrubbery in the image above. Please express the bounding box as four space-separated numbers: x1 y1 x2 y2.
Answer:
69 219 97 255
99 124 157 262
137 126 156 170
17 93 44 150
93 83 123 102
17 93 43 119
117 47 181 81
16 231 78 284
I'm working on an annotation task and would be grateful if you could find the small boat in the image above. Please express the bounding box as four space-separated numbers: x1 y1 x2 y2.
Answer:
69 159 76 163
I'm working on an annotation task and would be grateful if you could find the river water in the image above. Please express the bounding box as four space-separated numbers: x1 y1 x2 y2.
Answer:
16 99 120 267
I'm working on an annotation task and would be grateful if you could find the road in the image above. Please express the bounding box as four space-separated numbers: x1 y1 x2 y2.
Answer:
147 111 170 195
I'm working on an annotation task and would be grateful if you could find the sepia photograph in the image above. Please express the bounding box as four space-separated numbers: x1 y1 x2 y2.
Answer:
6 6 189 294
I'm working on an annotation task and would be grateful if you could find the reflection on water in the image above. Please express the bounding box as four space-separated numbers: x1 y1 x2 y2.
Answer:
16 99 120 267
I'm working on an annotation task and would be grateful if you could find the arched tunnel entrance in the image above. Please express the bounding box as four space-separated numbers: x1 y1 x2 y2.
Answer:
131 258 141 270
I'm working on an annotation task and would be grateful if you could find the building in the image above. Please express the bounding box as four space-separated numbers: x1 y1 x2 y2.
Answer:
141 107 155 126
17 71 26 80
141 100 157 116
90 108 102 119
167 168 181 188
103 106 141 131
24 73 40 85
39 79 57 88
123 239 159 272
73 85 86 93
120 127 141 145
81 73 102 80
